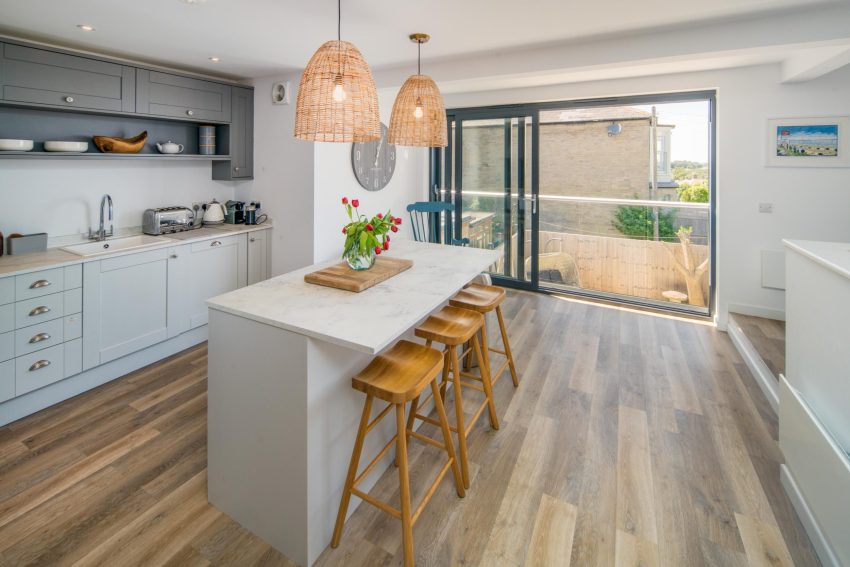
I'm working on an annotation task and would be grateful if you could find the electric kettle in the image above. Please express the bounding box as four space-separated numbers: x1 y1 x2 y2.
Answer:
202 199 226 225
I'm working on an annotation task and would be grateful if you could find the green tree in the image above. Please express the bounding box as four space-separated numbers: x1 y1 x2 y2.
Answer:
613 200 677 240
677 181 709 203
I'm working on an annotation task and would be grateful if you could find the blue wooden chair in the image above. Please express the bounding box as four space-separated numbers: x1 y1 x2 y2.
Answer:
406 202 470 246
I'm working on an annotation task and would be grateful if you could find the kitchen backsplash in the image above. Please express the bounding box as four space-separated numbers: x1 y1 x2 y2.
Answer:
0 159 242 247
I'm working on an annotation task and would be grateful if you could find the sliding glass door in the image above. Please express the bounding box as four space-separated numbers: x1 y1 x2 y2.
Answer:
436 109 539 289
435 92 715 315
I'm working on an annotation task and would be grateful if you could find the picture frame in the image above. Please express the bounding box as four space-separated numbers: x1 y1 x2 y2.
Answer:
765 115 850 167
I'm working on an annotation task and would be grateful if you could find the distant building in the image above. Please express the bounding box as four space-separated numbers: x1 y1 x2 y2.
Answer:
461 106 677 237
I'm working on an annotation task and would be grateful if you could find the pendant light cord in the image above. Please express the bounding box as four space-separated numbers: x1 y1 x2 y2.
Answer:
417 40 421 75
337 0 341 41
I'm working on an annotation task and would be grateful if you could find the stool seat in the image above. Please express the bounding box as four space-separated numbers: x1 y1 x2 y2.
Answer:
449 283 506 313
352 340 443 403
415 306 484 346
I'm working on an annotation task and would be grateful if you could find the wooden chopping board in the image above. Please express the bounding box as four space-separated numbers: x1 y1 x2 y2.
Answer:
304 257 413 292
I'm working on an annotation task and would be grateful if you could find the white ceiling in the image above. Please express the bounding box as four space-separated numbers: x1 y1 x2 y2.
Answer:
0 0 841 80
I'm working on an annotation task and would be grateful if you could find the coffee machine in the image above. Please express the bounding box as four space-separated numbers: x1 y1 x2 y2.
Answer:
224 200 245 224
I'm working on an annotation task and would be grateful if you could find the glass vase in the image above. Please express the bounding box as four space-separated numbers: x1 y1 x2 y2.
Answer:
344 244 376 271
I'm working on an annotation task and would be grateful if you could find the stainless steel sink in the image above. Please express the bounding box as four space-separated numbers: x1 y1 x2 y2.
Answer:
60 235 171 258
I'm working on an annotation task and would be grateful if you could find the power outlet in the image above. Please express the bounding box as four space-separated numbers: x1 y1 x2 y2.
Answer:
758 202 774 214
191 202 206 226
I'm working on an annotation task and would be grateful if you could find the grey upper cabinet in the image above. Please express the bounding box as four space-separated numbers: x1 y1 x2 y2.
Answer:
0 43 135 113
136 69 231 123
213 86 254 180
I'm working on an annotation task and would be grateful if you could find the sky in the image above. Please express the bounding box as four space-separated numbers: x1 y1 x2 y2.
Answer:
635 101 710 163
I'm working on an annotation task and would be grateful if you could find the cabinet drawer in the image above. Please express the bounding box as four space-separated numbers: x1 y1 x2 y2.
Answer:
0 304 12 334
0 277 13 306
0 359 13 403
0 331 12 362
15 268 65 301
136 70 231 122
15 292 65 329
16 344 64 396
1 43 134 112
15 318 64 357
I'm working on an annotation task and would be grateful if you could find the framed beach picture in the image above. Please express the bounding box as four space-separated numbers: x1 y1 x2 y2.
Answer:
766 116 850 167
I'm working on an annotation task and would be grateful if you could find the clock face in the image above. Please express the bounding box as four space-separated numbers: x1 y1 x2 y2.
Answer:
351 123 396 191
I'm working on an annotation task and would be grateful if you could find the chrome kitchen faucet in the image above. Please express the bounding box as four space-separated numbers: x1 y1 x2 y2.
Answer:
88 194 114 241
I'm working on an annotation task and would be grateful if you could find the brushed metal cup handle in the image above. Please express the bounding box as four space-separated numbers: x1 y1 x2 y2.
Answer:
29 279 51 289
29 306 51 317
249 237 256 242
211 240 222 247
29 360 51 372
64 96 74 103
170 254 178 259
29 333 51 344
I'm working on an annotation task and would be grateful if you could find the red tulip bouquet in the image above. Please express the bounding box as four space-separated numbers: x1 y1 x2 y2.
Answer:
341 197 401 270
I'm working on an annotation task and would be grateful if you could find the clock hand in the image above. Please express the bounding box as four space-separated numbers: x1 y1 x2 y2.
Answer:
374 137 383 167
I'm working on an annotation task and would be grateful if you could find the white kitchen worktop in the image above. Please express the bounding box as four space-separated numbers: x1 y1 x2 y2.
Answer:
0 222 272 278
207 240 500 354
783 239 850 280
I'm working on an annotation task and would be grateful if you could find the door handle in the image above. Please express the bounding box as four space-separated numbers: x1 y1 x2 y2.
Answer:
29 360 51 372
29 333 51 344
29 279 51 289
29 306 51 317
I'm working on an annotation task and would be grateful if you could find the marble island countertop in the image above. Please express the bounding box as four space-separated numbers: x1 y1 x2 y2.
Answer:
0 222 272 278
784 239 850 281
206 240 501 354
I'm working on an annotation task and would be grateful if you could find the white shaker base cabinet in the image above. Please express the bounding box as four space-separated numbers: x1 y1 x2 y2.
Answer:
247 229 270 286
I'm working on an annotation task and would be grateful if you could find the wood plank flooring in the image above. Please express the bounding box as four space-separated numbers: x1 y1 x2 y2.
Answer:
729 313 786 379
0 291 818 566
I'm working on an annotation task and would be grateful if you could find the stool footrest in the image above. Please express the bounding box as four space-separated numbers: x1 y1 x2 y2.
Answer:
408 428 446 451
489 347 507 356
351 487 401 519
354 435 398 488
412 459 454 525
366 403 394 434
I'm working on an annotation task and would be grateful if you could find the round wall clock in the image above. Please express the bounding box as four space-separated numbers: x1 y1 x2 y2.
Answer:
351 122 396 191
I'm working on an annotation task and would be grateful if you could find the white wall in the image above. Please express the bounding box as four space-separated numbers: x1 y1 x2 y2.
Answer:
443 63 850 328
235 73 315 276
312 88 428 263
0 160 236 245
241 79 428 272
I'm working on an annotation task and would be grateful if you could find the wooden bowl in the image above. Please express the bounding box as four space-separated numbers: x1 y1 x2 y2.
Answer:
93 131 148 154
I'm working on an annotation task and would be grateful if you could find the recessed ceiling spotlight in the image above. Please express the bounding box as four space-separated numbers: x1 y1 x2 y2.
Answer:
179 0 207 4
76 24 96 32
209 56 220 63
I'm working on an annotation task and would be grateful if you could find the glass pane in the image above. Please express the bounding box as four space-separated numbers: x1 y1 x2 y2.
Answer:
538 100 711 313
459 116 533 283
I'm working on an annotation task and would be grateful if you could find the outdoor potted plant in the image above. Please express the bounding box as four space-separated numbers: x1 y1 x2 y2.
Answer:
341 197 401 270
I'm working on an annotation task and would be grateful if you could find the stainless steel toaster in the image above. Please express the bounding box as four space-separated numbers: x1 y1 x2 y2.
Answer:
142 206 196 235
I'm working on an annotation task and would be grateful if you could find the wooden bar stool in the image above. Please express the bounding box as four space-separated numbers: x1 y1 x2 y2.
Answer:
411 306 499 490
331 340 464 567
450 283 519 389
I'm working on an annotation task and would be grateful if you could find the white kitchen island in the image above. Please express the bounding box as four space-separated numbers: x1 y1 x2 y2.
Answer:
205 240 499 566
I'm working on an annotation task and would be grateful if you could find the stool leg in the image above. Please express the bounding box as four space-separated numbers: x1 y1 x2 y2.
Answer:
439 349 450 403
332 394 373 548
496 305 519 387
395 403 414 567
394 396 419 468
431 379 465 498
478 323 492 379
449 345 470 489
472 333 500 431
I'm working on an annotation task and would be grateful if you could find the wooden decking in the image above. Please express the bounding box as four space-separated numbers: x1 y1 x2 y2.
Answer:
0 291 817 566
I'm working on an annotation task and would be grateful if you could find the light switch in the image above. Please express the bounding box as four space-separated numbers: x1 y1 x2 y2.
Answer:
758 202 774 213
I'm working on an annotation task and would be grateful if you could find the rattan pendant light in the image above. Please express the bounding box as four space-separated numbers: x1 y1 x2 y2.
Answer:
293 0 380 142
388 34 447 148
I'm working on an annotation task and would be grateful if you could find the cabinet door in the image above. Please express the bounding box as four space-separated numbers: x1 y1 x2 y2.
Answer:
247 230 270 285
136 69 231 122
186 235 245 329
1 43 135 112
166 244 191 339
82 248 169 369
212 87 254 180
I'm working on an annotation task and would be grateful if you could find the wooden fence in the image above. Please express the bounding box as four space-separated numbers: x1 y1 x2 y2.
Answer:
501 230 710 305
